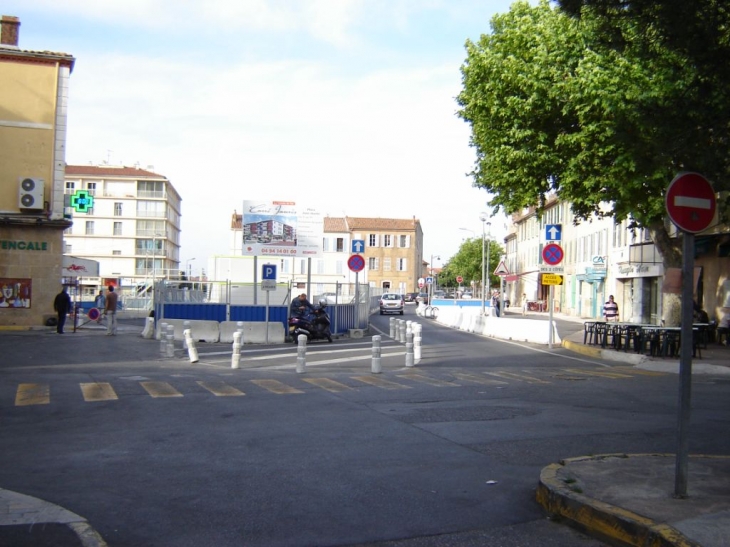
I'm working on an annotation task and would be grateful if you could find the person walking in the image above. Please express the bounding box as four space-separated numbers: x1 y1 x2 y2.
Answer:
522 293 528 316
603 295 619 322
53 286 71 334
94 289 106 323
104 286 119 336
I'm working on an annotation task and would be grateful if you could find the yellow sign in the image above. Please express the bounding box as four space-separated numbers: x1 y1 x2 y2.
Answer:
542 273 563 285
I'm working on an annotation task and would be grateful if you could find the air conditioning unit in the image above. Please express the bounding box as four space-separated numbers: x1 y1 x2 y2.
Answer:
18 177 45 210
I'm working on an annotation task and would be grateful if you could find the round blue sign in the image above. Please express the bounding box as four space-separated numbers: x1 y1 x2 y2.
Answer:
347 254 365 272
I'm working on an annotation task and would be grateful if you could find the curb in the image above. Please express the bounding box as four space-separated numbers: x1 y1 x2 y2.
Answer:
561 339 648 365
536 454 699 547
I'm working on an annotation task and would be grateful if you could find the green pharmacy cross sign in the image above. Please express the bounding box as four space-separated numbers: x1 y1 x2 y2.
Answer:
71 190 94 213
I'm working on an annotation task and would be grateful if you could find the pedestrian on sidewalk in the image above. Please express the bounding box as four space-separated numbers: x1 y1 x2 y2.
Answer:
604 295 619 322
94 289 106 323
104 286 119 336
53 286 71 334
522 293 528 316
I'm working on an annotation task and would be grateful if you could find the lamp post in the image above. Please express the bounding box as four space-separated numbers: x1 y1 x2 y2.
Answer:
429 254 440 301
479 214 490 315
186 258 196 279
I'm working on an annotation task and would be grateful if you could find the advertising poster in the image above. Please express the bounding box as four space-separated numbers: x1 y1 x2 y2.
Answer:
241 200 323 258
0 278 32 308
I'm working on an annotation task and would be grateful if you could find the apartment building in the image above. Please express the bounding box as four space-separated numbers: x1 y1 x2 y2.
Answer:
224 212 423 294
0 15 75 327
504 198 730 323
63 165 182 297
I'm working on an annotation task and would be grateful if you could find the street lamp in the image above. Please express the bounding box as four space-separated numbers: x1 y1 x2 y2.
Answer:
186 258 196 279
480 215 491 315
429 254 440 301
459 227 476 240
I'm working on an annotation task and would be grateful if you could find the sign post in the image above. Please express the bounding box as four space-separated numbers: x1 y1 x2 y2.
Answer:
348 254 365 328
261 264 277 344
541 244 564 349
666 173 716 498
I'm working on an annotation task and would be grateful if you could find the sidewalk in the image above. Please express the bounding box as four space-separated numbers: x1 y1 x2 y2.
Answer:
1 313 728 546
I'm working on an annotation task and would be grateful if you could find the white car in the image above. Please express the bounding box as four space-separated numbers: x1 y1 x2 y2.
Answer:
379 293 404 315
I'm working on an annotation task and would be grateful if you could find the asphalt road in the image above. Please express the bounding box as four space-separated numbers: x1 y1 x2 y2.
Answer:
1 308 729 547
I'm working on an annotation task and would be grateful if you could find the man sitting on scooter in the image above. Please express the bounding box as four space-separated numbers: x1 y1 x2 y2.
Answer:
290 293 315 318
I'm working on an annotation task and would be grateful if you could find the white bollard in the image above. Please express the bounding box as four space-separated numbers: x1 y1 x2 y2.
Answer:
183 329 199 363
399 320 406 343
236 321 244 339
389 317 396 339
371 335 382 374
165 332 175 358
141 317 154 339
414 323 422 364
159 322 168 355
231 331 242 369
182 321 190 349
405 330 414 367
296 334 307 373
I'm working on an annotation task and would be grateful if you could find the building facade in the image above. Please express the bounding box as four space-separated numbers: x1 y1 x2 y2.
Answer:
224 212 423 295
0 15 75 327
63 165 182 297
504 197 730 324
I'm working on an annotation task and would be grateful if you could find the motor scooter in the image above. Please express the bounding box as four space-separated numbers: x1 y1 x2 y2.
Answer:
289 302 333 343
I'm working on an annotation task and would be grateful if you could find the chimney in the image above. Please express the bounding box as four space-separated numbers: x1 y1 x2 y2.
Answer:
1 15 20 46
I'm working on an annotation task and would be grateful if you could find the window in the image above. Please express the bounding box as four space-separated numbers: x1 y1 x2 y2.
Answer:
336 238 344 252
383 235 392 247
335 261 343 275
86 182 97 195
113 222 123 236
113 250 122 256
137 200 165 218
85 221 94 235
322 238 330 252
398 258 408 271
137 181 164 198
114 202 123 216
368 257 379 270
369 234 378 247
383 258 391 271
65 181 75 193
399 235 410 248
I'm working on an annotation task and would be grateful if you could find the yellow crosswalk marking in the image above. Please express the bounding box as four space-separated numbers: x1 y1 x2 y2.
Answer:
452 372 507 386
251 379 304 394
15 383 49 406
80 382 118 402
196 381 245 396
140 381 183 398
397 373 460 387
562 368 633 379
302 378 354 392
612 367 668 376
352 376 411 390
484 371 552 384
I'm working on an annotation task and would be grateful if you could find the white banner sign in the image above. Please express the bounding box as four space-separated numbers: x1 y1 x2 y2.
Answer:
241 200 323 258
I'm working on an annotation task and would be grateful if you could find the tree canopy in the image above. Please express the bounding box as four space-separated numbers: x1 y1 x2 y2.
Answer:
438 237 504 290
456 0 729 267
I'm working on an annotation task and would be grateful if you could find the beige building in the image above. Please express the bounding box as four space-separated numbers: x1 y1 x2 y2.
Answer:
63 165 182 297
0 15 75 327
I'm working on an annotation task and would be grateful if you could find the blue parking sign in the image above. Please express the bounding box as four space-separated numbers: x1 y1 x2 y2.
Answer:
262 264 277 280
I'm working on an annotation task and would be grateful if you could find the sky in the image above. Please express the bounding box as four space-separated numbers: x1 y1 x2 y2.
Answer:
7 0 518 272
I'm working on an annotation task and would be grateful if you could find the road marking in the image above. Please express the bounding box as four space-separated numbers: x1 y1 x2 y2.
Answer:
140 381 183 398
562 368 633 379
15 383 49 406
351 376 411 390
80 382 118 402
396 373 460 387
251 379 304 394
452 372 508 386
302 378 354 392
196 381 245 396
612 367 668 376
484 371 552 384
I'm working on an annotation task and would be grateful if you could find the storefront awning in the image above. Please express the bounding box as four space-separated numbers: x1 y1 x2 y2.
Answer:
62 256 99 277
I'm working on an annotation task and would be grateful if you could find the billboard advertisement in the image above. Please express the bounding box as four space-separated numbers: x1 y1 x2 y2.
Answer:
241 200 323 258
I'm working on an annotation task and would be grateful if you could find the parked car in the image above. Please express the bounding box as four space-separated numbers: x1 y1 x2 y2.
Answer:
404 292 419 303
379 293 404 315
433 290 445 299
416 292 429 305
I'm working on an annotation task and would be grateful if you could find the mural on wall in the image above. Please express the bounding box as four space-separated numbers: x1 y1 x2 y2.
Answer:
0 278 32 308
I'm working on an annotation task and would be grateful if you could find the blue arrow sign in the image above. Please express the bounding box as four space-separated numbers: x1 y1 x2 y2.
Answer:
351 239 365 254
262 264 277 280
545 224 562 241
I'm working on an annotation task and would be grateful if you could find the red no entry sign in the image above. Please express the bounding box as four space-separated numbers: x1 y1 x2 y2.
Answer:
666 172 716 233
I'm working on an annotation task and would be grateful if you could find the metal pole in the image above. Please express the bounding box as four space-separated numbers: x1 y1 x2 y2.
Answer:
675 232 695 497
548 285 554 349
481 222 486 315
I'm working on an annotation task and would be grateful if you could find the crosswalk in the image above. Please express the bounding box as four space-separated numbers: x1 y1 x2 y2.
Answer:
4 366 670 408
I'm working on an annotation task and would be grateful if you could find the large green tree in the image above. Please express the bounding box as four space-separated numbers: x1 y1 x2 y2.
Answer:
457 0 729 269
439 237 504 291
